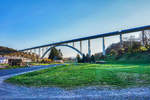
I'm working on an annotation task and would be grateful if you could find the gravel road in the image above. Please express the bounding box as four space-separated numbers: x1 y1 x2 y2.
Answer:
0 64 150 100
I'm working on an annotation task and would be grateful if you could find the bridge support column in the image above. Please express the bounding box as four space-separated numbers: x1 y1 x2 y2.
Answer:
80 41 82 53
88 39 91 57
142 30 145 46
38 48 41 58
31 49 33 54
42 48 44 58
27 50 30 54
34 49 36 55
29 50 32 54
120 33 123 48
24 50 27 54
102 37 106 56
73 42 75 47
34 49 38 62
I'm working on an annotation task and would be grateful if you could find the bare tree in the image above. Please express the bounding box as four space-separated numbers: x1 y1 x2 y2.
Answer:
140 30 150 48
123 35 138 48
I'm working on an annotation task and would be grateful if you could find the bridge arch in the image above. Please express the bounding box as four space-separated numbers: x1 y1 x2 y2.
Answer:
41 44 83 59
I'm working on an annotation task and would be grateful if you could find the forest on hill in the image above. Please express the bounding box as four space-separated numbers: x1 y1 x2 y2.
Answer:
0 46 38 61
0 46 17 55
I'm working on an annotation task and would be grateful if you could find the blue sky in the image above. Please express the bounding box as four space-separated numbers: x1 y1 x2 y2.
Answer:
0 0 150 57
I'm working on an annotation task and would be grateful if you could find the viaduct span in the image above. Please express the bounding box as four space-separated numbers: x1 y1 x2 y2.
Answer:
20 25 150 58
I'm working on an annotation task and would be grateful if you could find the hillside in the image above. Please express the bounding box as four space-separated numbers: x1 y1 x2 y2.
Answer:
112 51 150 63
0 46 17 55
105 41 150 63
0 46 38 61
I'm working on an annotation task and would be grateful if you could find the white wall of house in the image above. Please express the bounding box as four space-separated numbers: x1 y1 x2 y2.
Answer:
0 57 8 64
22 58 32 63
0 56 32 64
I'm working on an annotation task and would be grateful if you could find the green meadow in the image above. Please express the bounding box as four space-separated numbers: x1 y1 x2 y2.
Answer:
5 63 150 88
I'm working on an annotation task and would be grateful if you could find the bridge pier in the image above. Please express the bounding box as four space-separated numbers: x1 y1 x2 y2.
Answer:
80 41 82 53
30 50 32 54
27 50 30 54
120 33 123 48
30 49 33 54
42 48 44 58
73 42 75 47
39 48 41 58
28 50 30 54
29 50 31 54
88 39 91 57
102 37 106 56
33 49 36 56
142 30 145 46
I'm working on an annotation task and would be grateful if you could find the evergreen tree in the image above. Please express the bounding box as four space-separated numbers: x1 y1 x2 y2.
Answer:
91 55 95 63
48 47 63 60
76 54 81 63
81 54 86 63
85 54 90 62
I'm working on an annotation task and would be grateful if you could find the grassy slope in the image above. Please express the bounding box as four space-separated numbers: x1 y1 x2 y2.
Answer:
118 52 150 62
5 63 150 88
106 51 150 63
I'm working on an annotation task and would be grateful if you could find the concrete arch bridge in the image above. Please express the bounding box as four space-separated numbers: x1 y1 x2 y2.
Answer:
20 25 150 59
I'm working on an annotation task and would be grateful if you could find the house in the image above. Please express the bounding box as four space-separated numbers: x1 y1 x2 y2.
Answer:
8 59 23 66
54 60 64 63
22 58 32 63
0 56 32 66
0 57 8 64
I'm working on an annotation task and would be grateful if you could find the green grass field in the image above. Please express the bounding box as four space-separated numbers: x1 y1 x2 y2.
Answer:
5 63 150 88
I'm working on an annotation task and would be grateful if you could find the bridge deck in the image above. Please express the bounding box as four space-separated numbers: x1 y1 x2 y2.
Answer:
20 25 150 51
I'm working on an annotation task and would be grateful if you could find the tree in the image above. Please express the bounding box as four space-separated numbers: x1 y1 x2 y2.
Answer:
81 54 86 63
85 54 90 63
48 47 63 60
91 55 95 63
140 30 150 48
76 54 81 63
